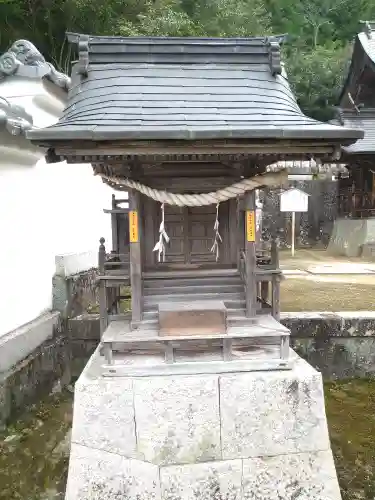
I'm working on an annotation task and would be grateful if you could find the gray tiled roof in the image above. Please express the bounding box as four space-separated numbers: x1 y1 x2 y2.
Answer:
28 34 363 143
333 110 375 153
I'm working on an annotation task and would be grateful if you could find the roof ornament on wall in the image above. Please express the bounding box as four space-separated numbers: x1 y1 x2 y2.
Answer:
0 40 71 90
0 96 33 136
267 37 282 76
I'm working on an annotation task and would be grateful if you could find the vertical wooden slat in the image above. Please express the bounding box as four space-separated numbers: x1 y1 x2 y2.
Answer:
183 207 190 264
244 191 257 317
238 198 245 268
271 237 281 321
111 194 118 253
272 275 281 321
229 199 238 265
144 197 154 266
260 281 269 302
129 189 142 324
98 237 108 336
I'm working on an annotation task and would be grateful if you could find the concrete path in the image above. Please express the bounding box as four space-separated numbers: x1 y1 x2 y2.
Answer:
280 249 375 281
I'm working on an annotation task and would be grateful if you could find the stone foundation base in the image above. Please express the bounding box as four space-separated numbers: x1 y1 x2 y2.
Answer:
65 348 341 500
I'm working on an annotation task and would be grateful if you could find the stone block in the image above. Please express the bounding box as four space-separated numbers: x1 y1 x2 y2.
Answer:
293 337 375 379
0 378 11 429
65 443 161 500
71 377 137 458
133 375 221 465
220 359 330 459
68 314 101 340
242 450 341 500
160 460 242 500
159 301 227 336
55 251 97 278
280 312 341 338
0 311 60 374
339 311 375 337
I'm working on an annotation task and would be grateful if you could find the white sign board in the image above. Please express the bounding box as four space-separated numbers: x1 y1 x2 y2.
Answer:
280 188 309 213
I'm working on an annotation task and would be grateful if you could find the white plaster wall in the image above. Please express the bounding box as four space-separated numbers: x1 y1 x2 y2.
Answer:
0 76 113 337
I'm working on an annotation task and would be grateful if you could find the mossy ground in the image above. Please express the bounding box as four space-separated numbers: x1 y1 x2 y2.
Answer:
0 380 375 499
279 248 375 311
0 389 73 500
281 279 375 311
326 379 375 500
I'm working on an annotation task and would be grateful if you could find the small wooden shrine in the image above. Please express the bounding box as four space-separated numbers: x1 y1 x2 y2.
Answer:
334 21 375 218
29 33 362 374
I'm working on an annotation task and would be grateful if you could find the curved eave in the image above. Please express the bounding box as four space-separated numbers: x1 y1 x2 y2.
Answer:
27 123 363 144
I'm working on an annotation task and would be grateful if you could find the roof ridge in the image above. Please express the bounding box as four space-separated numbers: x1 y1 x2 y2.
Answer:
0 40 71 91
67 32 287 45
70 32 287 79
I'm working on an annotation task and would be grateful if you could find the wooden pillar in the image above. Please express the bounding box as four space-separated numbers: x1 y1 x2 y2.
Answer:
111 194 118 253
271 237 280 321
98 237 108 336
129 189 142 324
244 191 257 317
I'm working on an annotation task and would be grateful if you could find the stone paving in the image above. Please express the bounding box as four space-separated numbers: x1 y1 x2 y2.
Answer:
280 248 375 278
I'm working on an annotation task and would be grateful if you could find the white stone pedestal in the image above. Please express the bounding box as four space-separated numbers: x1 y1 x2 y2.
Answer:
65 349 341 500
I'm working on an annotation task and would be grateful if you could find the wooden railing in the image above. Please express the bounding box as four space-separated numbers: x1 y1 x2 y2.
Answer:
239 250 246 284
238 240 281 321
98 237 131 336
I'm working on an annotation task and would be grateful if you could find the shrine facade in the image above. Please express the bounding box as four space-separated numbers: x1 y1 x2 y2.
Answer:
27 32 364 500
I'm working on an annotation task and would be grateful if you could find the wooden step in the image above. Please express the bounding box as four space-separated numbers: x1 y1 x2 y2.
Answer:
101 315 290 368
139 312 263 331
144 284 244 296
144 293 244 307
144 276 242 288
144 298 246 313
143 268 240 279
142 307 246 321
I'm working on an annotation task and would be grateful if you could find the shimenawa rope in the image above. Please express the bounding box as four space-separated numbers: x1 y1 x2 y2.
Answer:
98 169 287 261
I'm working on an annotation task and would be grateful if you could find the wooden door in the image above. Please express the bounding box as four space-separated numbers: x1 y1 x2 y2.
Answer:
163 206 186 263
157 204 229 265
188 206 217 264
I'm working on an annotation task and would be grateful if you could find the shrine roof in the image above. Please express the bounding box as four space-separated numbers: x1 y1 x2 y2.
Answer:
339 22 375 105
332 109 375 154
27 33 363 145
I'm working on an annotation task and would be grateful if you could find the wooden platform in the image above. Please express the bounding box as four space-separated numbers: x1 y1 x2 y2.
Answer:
101 313 290 373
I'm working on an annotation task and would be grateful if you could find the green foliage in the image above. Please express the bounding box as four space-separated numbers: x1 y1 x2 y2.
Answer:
0 0 373 119
286 43 352 121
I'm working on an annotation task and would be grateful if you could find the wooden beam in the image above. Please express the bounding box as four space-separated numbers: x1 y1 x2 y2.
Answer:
244 191 257 317
129 189 142 325
56 145 336 157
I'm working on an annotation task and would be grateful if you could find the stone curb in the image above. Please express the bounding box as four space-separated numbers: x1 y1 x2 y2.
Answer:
66 311 375 340
280 311 375 338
